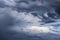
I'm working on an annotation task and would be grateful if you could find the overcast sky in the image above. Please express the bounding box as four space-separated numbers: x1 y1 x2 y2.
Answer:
0 0 60 40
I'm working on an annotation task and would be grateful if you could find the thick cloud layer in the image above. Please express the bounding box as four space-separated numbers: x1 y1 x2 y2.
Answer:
0 0 60 40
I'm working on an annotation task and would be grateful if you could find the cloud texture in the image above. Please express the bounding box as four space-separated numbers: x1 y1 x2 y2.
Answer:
0 0 60 40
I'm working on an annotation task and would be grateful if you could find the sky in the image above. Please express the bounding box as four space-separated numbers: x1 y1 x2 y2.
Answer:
0 0 60 40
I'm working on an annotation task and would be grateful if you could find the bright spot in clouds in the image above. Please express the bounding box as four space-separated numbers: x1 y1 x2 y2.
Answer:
11 25 51 34
29 26 50 33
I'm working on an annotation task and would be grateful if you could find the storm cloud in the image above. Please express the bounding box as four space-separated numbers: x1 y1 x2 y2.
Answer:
0 0 60 40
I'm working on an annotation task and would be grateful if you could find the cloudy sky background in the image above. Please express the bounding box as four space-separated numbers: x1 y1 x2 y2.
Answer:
0 0 60 40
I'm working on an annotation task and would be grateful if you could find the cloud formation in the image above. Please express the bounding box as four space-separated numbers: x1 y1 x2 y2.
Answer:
0 0 60 40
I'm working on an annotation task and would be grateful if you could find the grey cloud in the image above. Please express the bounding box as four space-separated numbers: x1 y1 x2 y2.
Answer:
0 8 42 40
0 0 60 40
0 0 60 8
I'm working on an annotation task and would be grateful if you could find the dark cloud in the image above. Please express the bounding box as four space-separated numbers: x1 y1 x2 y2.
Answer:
0 0 60 40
